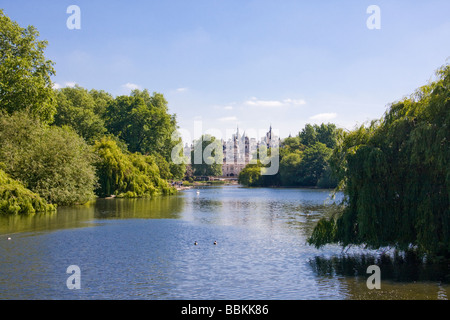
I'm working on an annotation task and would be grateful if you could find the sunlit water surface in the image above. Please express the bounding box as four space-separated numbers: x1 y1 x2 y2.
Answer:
0 186 448 300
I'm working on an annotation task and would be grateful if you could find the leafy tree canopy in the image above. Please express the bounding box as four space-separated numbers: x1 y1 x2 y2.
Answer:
0 111 98 206
0 9 56 123
54 85 108 143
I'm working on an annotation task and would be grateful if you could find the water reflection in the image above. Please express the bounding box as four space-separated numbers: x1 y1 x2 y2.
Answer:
184 186 342 239
92 196 184 219
310 253 450 283
309 253 450 299
1 186 447 300
0 195 185 237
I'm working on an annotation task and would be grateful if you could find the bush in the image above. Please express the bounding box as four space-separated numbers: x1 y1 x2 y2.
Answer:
0 111 97 206
0 168 55 215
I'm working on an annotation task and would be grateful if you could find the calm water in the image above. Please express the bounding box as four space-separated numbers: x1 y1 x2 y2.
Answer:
0 185 448 300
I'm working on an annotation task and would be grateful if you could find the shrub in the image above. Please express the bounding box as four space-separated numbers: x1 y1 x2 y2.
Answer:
0 168 55 215
0 111 97 206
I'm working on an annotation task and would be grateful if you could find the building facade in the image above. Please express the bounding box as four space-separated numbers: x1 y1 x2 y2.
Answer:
183 126 279 178
222 126 278 177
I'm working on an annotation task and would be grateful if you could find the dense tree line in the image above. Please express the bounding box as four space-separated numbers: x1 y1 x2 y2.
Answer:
0 10 182 214
238 123 340 188
308 64 450 260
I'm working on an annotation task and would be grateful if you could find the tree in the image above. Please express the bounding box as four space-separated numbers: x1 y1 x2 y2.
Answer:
238 163 264 187
54 86 107 143
279 152 303 186
0 111 97 206
105 90 176 156
190 135 223 177
88 88 113 117
299 123 339 149
93 137 175 198
0 10 56 123
308 64 450 260
280 136 304 158
297 142 332 186
316 123 339 149
105 89 185 178
299 124 317 146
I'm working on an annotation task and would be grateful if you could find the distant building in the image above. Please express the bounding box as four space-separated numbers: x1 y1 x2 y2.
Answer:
183 126 278 178
222 126 278 178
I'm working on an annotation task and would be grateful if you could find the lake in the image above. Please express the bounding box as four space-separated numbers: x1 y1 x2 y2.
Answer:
0 185 448 300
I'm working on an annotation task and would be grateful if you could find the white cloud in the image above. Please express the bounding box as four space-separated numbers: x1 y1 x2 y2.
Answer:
218 116 238 122
245 97 306 108
283 99 306 106
176 87 188 93
309 113 338 121
52 82 77 89
65 81 77 88
122 83 141 91
223 105 234 110
245 98 283 108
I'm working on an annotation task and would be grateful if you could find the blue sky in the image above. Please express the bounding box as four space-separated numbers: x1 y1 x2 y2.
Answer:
2 0 450 142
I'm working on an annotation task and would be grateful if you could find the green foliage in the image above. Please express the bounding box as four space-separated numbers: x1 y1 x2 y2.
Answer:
0 111 97 206
309 64 450 259
93 137 175 198
280 136 304 157
0 168 55 215
54 86 108 143
238 163 264 187
104 89 186 179
297 142 333 186
299 123 340 149
0 10 56 123
279 152 303 186
105 90 176 156
190 135 223 177
299 124 318 147
88 88 114 117
327 123 376 189
153 153 172 180
0 10 180 213
307 217 337 249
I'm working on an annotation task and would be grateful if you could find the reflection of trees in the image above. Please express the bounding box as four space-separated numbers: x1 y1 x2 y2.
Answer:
0 196 185 236
0 208 95 235
309 253 450 299
281 202 343 236
94 196 185 219
309 252 450 283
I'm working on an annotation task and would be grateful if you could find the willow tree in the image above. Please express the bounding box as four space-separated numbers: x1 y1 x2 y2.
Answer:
93 137 175 198
0 168 55 215
308 64 450 260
